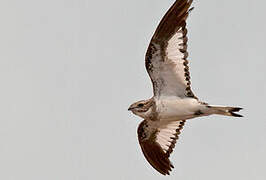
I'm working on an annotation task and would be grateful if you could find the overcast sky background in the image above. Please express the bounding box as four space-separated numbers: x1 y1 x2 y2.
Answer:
0 0 265 179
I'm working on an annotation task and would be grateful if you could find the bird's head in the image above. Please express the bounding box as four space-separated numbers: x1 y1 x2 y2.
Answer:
128 99 154 119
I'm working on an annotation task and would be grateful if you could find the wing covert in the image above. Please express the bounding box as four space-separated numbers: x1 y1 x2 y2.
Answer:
137 120 186 175
145 0 196 98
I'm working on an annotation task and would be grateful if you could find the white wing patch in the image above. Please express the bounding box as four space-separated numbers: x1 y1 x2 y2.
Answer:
156 121 185 153
166 28 187 60
146 27 195 98
163 27 188 97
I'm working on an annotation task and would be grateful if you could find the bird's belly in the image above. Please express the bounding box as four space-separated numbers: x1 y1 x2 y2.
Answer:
156 98 200 120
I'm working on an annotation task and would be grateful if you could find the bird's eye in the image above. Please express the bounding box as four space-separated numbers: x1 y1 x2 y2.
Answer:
138 104 144 107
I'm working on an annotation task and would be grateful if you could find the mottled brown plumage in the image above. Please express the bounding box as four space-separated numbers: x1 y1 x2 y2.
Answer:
128 0 242 176
145 0 196 98
137 120 186 175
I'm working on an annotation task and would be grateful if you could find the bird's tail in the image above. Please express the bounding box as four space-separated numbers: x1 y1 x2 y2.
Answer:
207 106 243 117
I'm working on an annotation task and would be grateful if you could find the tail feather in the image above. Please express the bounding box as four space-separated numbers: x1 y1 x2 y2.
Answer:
209 106 243 117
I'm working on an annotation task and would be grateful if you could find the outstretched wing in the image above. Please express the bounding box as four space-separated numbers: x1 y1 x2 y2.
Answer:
145 0 196 98
137 120 186 175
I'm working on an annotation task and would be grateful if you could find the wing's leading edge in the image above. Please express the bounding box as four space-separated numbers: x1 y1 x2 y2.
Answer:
145 0 196 98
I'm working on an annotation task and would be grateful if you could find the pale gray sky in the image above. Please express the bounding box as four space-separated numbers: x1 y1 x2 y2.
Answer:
0 0 265 179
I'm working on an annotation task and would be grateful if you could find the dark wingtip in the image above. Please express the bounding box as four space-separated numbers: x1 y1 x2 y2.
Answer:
170 163 174 168
188 7 194 13
232 107 243 112
230 107 243 117
230 112 244 117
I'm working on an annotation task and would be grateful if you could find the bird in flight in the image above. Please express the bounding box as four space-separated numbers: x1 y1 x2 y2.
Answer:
128 0 243 176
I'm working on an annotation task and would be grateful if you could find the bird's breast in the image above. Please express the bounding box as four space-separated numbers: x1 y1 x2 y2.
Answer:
156 97 200 120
